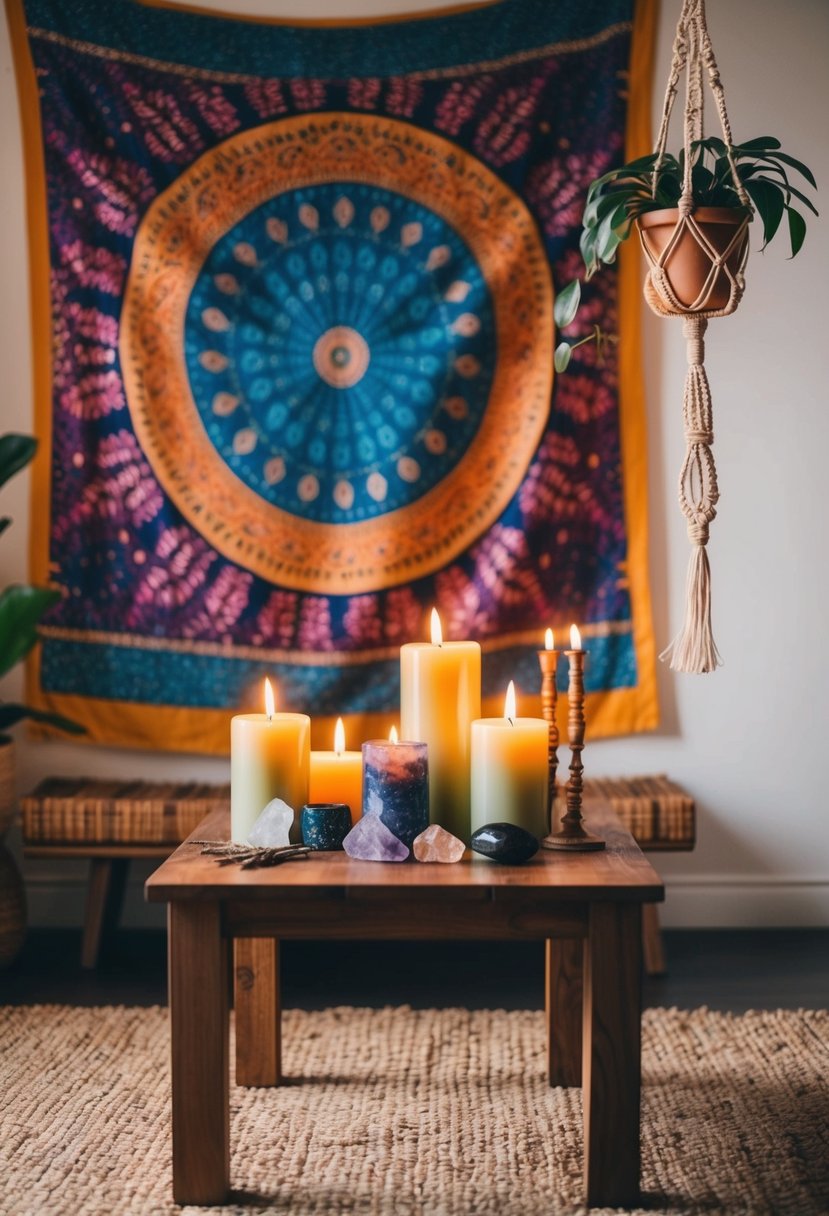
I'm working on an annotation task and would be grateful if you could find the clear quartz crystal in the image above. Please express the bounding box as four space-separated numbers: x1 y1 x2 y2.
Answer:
413 824 465 863
246 798 294 847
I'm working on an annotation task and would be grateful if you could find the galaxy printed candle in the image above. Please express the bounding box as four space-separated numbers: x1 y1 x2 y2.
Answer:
362 733 428 849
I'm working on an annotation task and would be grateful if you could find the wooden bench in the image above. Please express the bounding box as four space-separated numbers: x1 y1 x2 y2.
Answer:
21 780 229 968
21 774 694 971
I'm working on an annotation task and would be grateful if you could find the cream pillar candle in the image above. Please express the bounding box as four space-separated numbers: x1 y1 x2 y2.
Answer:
230 678 310 842
309 716 363 820
400 608 481 841
470 681 548 840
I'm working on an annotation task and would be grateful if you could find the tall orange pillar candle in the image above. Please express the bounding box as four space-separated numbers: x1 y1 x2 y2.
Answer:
230 678 310 842
400 608 481 841
309 717 363 820
470 681 548 840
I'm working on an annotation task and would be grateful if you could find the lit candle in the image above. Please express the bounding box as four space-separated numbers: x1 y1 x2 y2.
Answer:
470 681 549 840
362 727 429 848
310 716 363 821
230 678 310 842
400 608 481 840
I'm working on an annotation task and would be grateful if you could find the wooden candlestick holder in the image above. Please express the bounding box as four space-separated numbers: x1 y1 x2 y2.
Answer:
542 647 605 852
536 648 560 835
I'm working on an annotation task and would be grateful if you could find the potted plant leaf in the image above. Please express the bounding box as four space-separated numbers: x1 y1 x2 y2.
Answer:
554 135 817 372
0 433 84 967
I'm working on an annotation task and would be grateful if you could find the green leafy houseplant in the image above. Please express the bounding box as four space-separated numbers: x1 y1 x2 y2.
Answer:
554 136 818 370
0 433 84 741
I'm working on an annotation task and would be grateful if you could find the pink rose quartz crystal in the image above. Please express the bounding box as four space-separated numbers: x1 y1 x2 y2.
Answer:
413 824 465 863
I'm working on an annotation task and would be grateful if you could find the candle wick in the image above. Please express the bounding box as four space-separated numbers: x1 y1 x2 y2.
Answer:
508 716 515 727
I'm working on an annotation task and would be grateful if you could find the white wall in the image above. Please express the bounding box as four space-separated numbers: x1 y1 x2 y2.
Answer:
1 0 827 929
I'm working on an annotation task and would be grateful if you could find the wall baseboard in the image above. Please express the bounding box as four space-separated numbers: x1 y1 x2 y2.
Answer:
19 868 829 930
661 875 829 928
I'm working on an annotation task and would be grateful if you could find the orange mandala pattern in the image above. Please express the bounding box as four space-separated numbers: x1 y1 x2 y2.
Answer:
120 112 553 594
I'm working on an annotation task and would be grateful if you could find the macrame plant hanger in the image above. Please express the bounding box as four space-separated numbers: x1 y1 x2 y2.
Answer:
640 0 752 673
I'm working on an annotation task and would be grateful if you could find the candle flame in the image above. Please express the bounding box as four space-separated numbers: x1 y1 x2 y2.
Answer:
334 716 345 756
389 724 399 744
544 627 554 651
570 624 582 650
504 679 517 724
264 677 275 720
430 607 443 646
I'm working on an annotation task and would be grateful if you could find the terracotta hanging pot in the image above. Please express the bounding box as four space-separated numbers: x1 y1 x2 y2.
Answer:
638 207 750 313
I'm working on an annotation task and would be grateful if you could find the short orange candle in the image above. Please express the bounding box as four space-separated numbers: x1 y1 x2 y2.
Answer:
309 717 363 820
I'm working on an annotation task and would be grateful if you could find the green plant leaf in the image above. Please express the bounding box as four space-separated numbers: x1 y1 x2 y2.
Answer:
0 435 37 492
585 187 636 228
690 164 716 198
0 584 61 678
787 206 807 257
594 202 629 262
585 153 659 199
736 136 781 151
763 151 816 188
692 136 727 159
0 518 11 538
753 174 819 217
554 279 581 329
744 179 785 248
0 703 86 734
579 225 599 277
554 342 573 373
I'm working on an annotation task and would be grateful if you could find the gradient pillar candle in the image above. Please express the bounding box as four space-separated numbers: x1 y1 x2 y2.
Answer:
230 678 310 842
309 717 363 821
470 681 548 840
400 609 481 840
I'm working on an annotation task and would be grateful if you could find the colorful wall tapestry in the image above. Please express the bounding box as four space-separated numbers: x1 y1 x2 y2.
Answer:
9 0 658 752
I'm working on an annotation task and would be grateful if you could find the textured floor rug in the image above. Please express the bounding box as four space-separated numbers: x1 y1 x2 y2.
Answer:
1 1005 827 1216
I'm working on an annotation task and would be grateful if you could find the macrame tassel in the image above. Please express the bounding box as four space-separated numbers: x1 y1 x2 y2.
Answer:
660 316 722 673
661 532 721 673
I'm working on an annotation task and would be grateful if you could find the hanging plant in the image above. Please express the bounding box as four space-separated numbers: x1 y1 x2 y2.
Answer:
554 0 817 674
554 136 817 370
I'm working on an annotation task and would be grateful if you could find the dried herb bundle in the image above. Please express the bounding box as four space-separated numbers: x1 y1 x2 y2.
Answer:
193 840 311 869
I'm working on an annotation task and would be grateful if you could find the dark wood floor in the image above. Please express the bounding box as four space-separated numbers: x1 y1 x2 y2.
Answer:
2 928 827 1011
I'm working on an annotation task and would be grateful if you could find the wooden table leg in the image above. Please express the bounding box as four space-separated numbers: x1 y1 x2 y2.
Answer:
582 902 642 1208
81 857 129 969
234 938 282 1086
642 902 667 976
169 902 229 1205
545 937 583 1087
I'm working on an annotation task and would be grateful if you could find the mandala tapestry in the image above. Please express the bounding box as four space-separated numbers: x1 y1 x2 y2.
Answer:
9 0 658 752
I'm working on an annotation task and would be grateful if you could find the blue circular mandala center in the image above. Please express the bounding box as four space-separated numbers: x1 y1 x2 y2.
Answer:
184 182 495 524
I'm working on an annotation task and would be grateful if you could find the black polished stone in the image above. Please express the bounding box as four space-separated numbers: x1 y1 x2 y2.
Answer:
470 822 539 865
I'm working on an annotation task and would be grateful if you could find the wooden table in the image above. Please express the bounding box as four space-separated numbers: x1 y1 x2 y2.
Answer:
145 802 663 1209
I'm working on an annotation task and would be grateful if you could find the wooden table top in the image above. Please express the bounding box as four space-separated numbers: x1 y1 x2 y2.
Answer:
145 801 664 904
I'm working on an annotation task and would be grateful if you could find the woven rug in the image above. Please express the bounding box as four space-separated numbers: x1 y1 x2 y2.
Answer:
1 1006 827 1216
